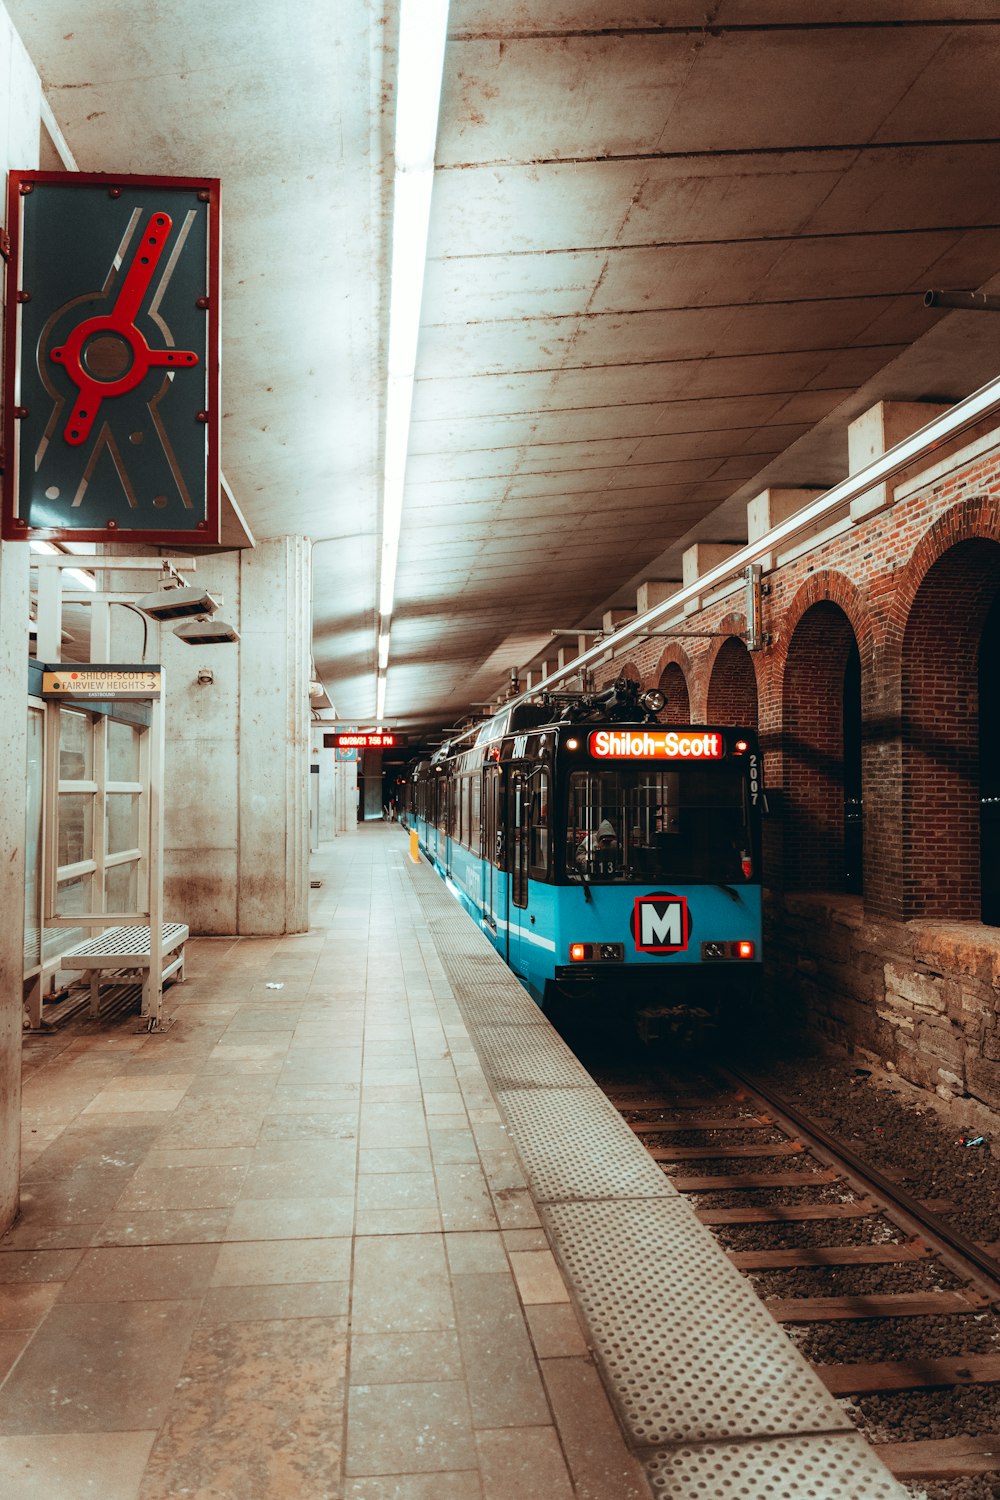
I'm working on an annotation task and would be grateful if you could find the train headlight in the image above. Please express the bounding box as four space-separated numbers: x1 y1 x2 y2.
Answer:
737 940 755 959
640 688 666 713
570 943 588 961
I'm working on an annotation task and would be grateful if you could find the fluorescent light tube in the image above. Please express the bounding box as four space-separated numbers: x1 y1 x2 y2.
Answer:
376 0 449 700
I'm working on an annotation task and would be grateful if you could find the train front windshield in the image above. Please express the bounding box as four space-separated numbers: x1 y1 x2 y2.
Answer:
565 765 753 884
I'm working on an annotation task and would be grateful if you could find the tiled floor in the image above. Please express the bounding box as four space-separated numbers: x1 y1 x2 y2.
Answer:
0 826 650 1500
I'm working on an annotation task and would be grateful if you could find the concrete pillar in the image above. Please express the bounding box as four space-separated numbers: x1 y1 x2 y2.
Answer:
236 537 311 932
333 754 358 833
0 5 43 1235
848 401 948 522
162 537 311 935
313 732 332 842
361 748 383 820
0 544 29 1235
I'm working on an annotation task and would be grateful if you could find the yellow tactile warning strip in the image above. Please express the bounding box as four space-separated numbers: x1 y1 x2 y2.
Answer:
406 843 909 1498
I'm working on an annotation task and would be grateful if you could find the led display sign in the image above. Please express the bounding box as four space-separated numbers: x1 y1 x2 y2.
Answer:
324 732 403 749
588 729 724 760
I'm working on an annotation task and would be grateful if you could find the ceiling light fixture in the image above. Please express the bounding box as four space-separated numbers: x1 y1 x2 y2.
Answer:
376 671 387 724
376 0 450 721
136 585 220 622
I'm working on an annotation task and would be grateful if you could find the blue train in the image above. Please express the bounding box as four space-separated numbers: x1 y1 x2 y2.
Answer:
404 679 763 1027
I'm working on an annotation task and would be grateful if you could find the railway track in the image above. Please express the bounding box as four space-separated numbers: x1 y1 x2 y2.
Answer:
599 1061 1000 1494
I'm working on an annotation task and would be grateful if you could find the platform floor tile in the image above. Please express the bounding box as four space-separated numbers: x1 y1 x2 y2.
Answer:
0 827 909 1499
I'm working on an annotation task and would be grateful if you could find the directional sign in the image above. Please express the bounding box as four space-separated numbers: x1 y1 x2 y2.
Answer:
42 664 162 699
3 172 220 544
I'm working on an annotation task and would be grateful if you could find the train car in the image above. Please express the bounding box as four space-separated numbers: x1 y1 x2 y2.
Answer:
404 678 763 1027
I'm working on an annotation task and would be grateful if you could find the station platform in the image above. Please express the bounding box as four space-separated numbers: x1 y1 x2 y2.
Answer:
0 825 906 1499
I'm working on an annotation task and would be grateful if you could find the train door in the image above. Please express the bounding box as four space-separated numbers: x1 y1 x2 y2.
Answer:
483 765 503 945
507 764 530 977
442 776 452 876
431 774 448 868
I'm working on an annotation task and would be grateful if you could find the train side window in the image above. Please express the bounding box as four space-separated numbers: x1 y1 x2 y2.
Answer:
511 767 529 908
529 766 550 879
485 767 503 868
470 774 482 853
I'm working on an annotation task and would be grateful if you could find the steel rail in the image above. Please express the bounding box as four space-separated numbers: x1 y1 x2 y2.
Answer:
722 1063 1000 1302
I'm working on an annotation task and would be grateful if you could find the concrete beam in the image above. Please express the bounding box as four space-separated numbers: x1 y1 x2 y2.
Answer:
747 488 824 569
848 401 949 522
681 542 742 587
602 608 635 633
636 579 680 614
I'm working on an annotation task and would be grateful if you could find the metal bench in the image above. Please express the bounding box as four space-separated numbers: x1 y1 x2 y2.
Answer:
60 922 189 1018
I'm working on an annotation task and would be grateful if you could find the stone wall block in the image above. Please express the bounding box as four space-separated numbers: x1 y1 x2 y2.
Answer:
915 1018 966 1069
967 1056 1000 1111
876 999 916 1033
865 921 916 963
954 984 991 1028
895 1043 946 1093
884 962 948 1013
913 926 1000 986
936 1069 965 1099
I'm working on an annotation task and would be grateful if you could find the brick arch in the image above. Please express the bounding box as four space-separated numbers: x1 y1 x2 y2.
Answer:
885 496 1000 665
780 597 862 892
655 644 692 723
776 570 872 671
899 534 1000 920
706 636 759 729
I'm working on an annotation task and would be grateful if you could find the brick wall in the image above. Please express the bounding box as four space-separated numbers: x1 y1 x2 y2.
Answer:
597 435 1000 1114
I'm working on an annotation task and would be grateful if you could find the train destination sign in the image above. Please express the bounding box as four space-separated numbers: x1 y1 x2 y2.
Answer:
589 729 724 760
325 732 404 749
42 664 162 699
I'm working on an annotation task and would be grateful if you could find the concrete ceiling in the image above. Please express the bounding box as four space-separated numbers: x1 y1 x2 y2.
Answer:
11 1 1000 738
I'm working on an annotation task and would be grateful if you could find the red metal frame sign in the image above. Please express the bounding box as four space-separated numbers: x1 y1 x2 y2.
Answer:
3 171 221 544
